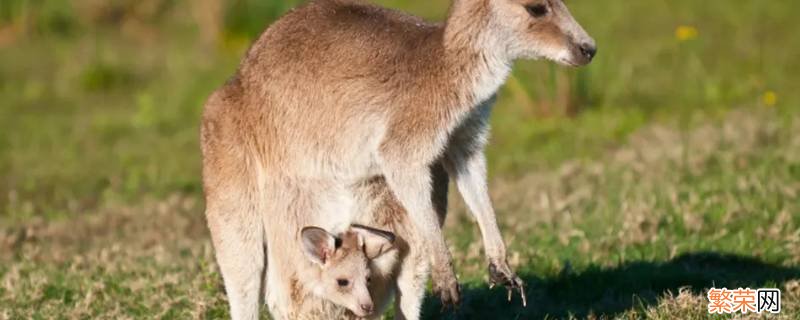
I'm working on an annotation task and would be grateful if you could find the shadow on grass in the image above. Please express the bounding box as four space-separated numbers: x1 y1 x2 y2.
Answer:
422 252 800 319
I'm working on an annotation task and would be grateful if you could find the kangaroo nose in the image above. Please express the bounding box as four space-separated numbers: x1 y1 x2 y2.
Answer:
579 43 597 60
360 303 374 314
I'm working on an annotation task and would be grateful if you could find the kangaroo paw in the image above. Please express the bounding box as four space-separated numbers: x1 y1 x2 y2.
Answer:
488 260 527 307
432 265 461 310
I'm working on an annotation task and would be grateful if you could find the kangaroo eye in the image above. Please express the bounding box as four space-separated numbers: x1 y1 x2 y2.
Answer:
526 4 549 18
337 279 349 287
366 276 372 284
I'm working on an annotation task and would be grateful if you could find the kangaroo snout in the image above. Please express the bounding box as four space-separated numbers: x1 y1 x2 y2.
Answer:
359 303 374 315
578 41 597 64
566 37 597 66
579 42 597 61
350 300 374 317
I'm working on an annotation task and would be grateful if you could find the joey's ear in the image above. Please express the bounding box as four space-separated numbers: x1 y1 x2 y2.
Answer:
301 227 337 266
351 224 396 259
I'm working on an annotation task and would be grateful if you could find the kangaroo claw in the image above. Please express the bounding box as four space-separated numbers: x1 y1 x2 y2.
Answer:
489 261 527 307
432 267 461 310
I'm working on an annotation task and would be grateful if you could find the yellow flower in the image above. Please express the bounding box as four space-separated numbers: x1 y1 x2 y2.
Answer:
762 91 777 107
675 25 698 41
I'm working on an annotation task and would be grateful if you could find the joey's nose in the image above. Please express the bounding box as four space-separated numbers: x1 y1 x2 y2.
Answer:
579 43 597 60
360 303 374 314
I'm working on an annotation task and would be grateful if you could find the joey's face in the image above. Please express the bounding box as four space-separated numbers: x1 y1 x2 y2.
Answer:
491 0 596 66
301 225 396 317
318 233 374 317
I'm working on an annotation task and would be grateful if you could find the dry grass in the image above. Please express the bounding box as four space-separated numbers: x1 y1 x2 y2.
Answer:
0 195 230 319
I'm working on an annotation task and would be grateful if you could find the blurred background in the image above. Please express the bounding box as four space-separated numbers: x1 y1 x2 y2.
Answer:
1 0 798 319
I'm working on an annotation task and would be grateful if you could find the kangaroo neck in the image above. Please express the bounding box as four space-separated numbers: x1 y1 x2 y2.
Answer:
440 0 512 109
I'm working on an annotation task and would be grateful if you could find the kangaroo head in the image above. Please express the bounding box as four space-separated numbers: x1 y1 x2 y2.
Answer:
301 225 396 317
498 0 596 65
452 0 596 66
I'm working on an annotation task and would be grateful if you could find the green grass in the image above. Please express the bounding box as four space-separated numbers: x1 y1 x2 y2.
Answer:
1 0 799 319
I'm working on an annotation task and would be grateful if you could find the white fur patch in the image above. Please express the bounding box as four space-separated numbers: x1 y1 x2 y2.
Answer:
370 249 399 277
469 37 512 107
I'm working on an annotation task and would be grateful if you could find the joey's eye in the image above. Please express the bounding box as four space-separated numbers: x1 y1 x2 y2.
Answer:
337 279 349 287
526 4 549 18
366 276 372 284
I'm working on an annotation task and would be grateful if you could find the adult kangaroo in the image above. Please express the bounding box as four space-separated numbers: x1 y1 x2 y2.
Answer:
200 0 596 319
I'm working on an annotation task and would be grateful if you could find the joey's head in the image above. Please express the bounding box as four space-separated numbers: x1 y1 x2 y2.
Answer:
301 225 396 317
465 0 596 66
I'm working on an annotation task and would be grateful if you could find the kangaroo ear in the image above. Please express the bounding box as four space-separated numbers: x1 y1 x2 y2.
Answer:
351 224 396 259
301 227 336 266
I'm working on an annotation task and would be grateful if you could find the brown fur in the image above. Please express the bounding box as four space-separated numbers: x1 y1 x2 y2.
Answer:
201 0 594 319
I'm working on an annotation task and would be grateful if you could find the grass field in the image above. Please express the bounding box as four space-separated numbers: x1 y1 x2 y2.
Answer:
1 0 799 319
